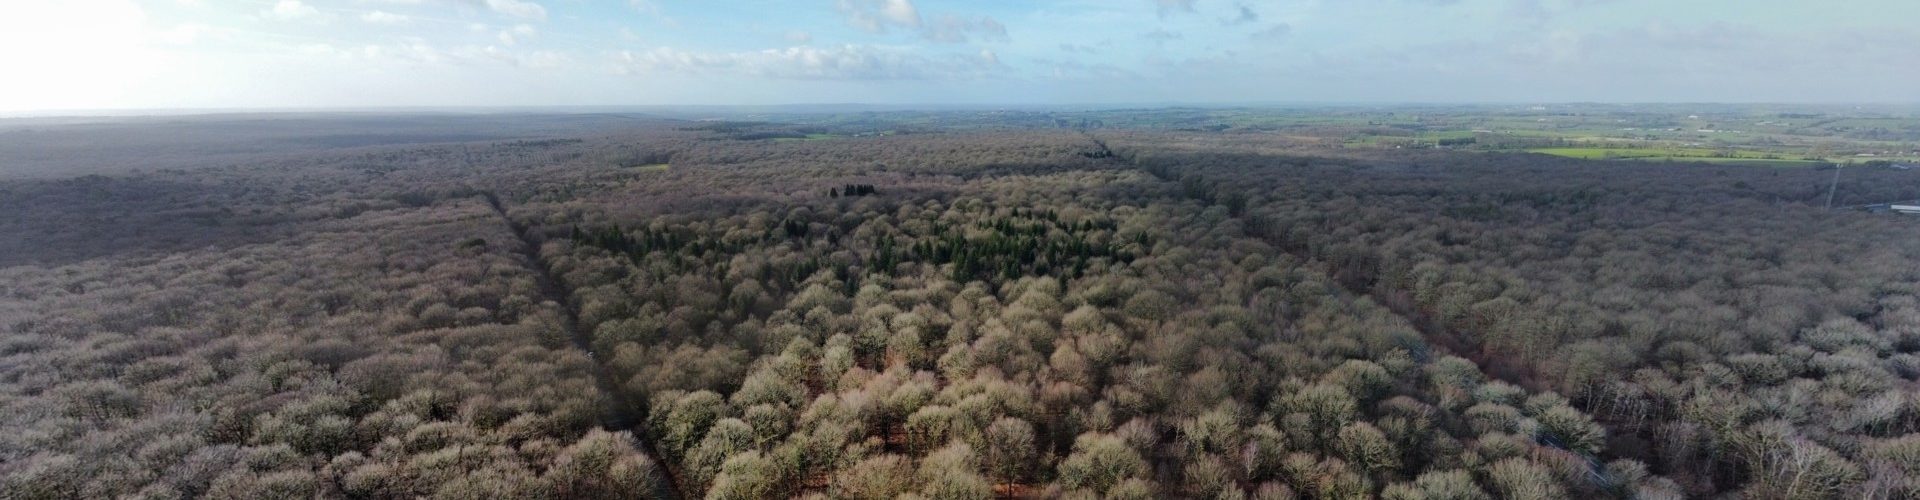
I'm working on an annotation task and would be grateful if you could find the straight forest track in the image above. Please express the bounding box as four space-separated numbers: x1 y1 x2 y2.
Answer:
482 192 686 500
1102 139 1623 486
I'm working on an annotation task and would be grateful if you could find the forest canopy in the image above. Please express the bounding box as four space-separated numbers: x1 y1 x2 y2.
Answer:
4 111 1920 499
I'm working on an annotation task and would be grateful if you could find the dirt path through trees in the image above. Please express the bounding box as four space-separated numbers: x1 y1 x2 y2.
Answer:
483 192 686 500
1119 150 1625 483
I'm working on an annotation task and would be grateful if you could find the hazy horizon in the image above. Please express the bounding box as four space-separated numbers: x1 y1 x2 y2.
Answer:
9 102 1920 121
5 0 1918 113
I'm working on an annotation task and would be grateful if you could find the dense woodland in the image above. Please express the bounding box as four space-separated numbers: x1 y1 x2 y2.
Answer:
4 115 1920 498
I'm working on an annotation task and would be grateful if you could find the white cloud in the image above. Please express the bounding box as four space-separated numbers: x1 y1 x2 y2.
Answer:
838 1 1004 44
265 0 323 21
483 0 546 21
357 40 448 64
300 38 568 70
497 24 537 46
615 44 1003 80
839 0 921 33
517 50 570 69
878 0 920 25
923 15 1008 44
366 10 416 24
469 45 571 68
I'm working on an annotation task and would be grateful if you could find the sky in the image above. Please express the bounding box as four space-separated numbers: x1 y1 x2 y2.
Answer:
2 0 1918 111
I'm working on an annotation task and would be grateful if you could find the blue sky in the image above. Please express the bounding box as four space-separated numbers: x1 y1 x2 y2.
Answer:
3 0 1917 111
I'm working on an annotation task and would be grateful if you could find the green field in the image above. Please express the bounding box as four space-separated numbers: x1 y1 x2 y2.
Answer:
772 133 841 142
1525 147 1825 167
1528 147 1792 159
1635 157 1823 167
746 105 1920 169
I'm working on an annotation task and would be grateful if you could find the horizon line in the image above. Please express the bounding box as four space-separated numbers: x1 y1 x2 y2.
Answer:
6 101 1920 120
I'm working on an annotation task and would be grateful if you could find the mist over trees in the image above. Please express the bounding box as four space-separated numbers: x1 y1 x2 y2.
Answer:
3 114 1919 498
